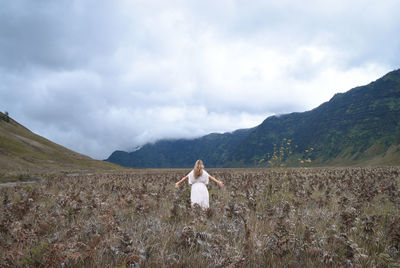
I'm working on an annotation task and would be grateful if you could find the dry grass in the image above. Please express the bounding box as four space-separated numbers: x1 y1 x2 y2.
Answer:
1 167 399 267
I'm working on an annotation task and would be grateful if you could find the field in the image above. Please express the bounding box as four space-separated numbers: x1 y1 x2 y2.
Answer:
1 167 399 267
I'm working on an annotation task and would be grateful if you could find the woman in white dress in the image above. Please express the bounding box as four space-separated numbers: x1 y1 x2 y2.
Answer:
175 160 224 209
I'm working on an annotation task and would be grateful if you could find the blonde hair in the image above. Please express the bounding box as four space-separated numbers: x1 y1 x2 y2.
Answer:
194 160 204 178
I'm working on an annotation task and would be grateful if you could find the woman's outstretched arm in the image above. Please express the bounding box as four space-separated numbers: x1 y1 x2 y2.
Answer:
209 176 224 187
175 175 188 188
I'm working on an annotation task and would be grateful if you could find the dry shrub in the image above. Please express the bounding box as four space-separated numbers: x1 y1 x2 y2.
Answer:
0 167 399 266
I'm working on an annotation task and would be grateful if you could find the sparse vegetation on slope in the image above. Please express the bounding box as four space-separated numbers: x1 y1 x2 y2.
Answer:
0 112 124 182
1 168 399 266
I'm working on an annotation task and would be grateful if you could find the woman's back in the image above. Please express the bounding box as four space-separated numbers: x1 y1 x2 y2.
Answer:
188 169 209 185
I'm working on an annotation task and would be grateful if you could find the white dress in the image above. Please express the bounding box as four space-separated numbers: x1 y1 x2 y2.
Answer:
188 169 209 209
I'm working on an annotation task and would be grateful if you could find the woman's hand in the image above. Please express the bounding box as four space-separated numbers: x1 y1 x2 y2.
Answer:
175 175 188 188
210 175 223 187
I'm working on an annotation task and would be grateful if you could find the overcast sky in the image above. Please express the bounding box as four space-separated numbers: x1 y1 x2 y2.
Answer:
1 0 399 159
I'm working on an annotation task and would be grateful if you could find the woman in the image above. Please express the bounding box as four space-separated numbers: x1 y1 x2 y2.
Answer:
175 160 224 209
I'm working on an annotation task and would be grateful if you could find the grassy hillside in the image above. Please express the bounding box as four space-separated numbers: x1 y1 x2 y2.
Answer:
0 112 124 181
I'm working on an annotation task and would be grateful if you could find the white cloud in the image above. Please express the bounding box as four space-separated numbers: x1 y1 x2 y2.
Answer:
0 0 399 159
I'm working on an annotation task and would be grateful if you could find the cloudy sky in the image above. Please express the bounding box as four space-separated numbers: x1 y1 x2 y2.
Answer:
1 0 399 159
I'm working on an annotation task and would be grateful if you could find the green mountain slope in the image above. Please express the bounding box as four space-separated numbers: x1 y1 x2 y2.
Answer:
106 69 400 168
0 113 123 181
107 128 253 168
231 69 400 166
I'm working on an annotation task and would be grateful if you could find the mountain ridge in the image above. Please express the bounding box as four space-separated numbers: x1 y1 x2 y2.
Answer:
106 69 400 168
107 127 254 168
230 69 400 166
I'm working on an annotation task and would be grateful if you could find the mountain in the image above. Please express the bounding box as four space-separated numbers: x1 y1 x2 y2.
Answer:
0 113 123 182
106 69 400 168
107 128 254 168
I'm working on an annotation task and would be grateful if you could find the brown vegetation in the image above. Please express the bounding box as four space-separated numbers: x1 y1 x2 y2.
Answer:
1 167 399 267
